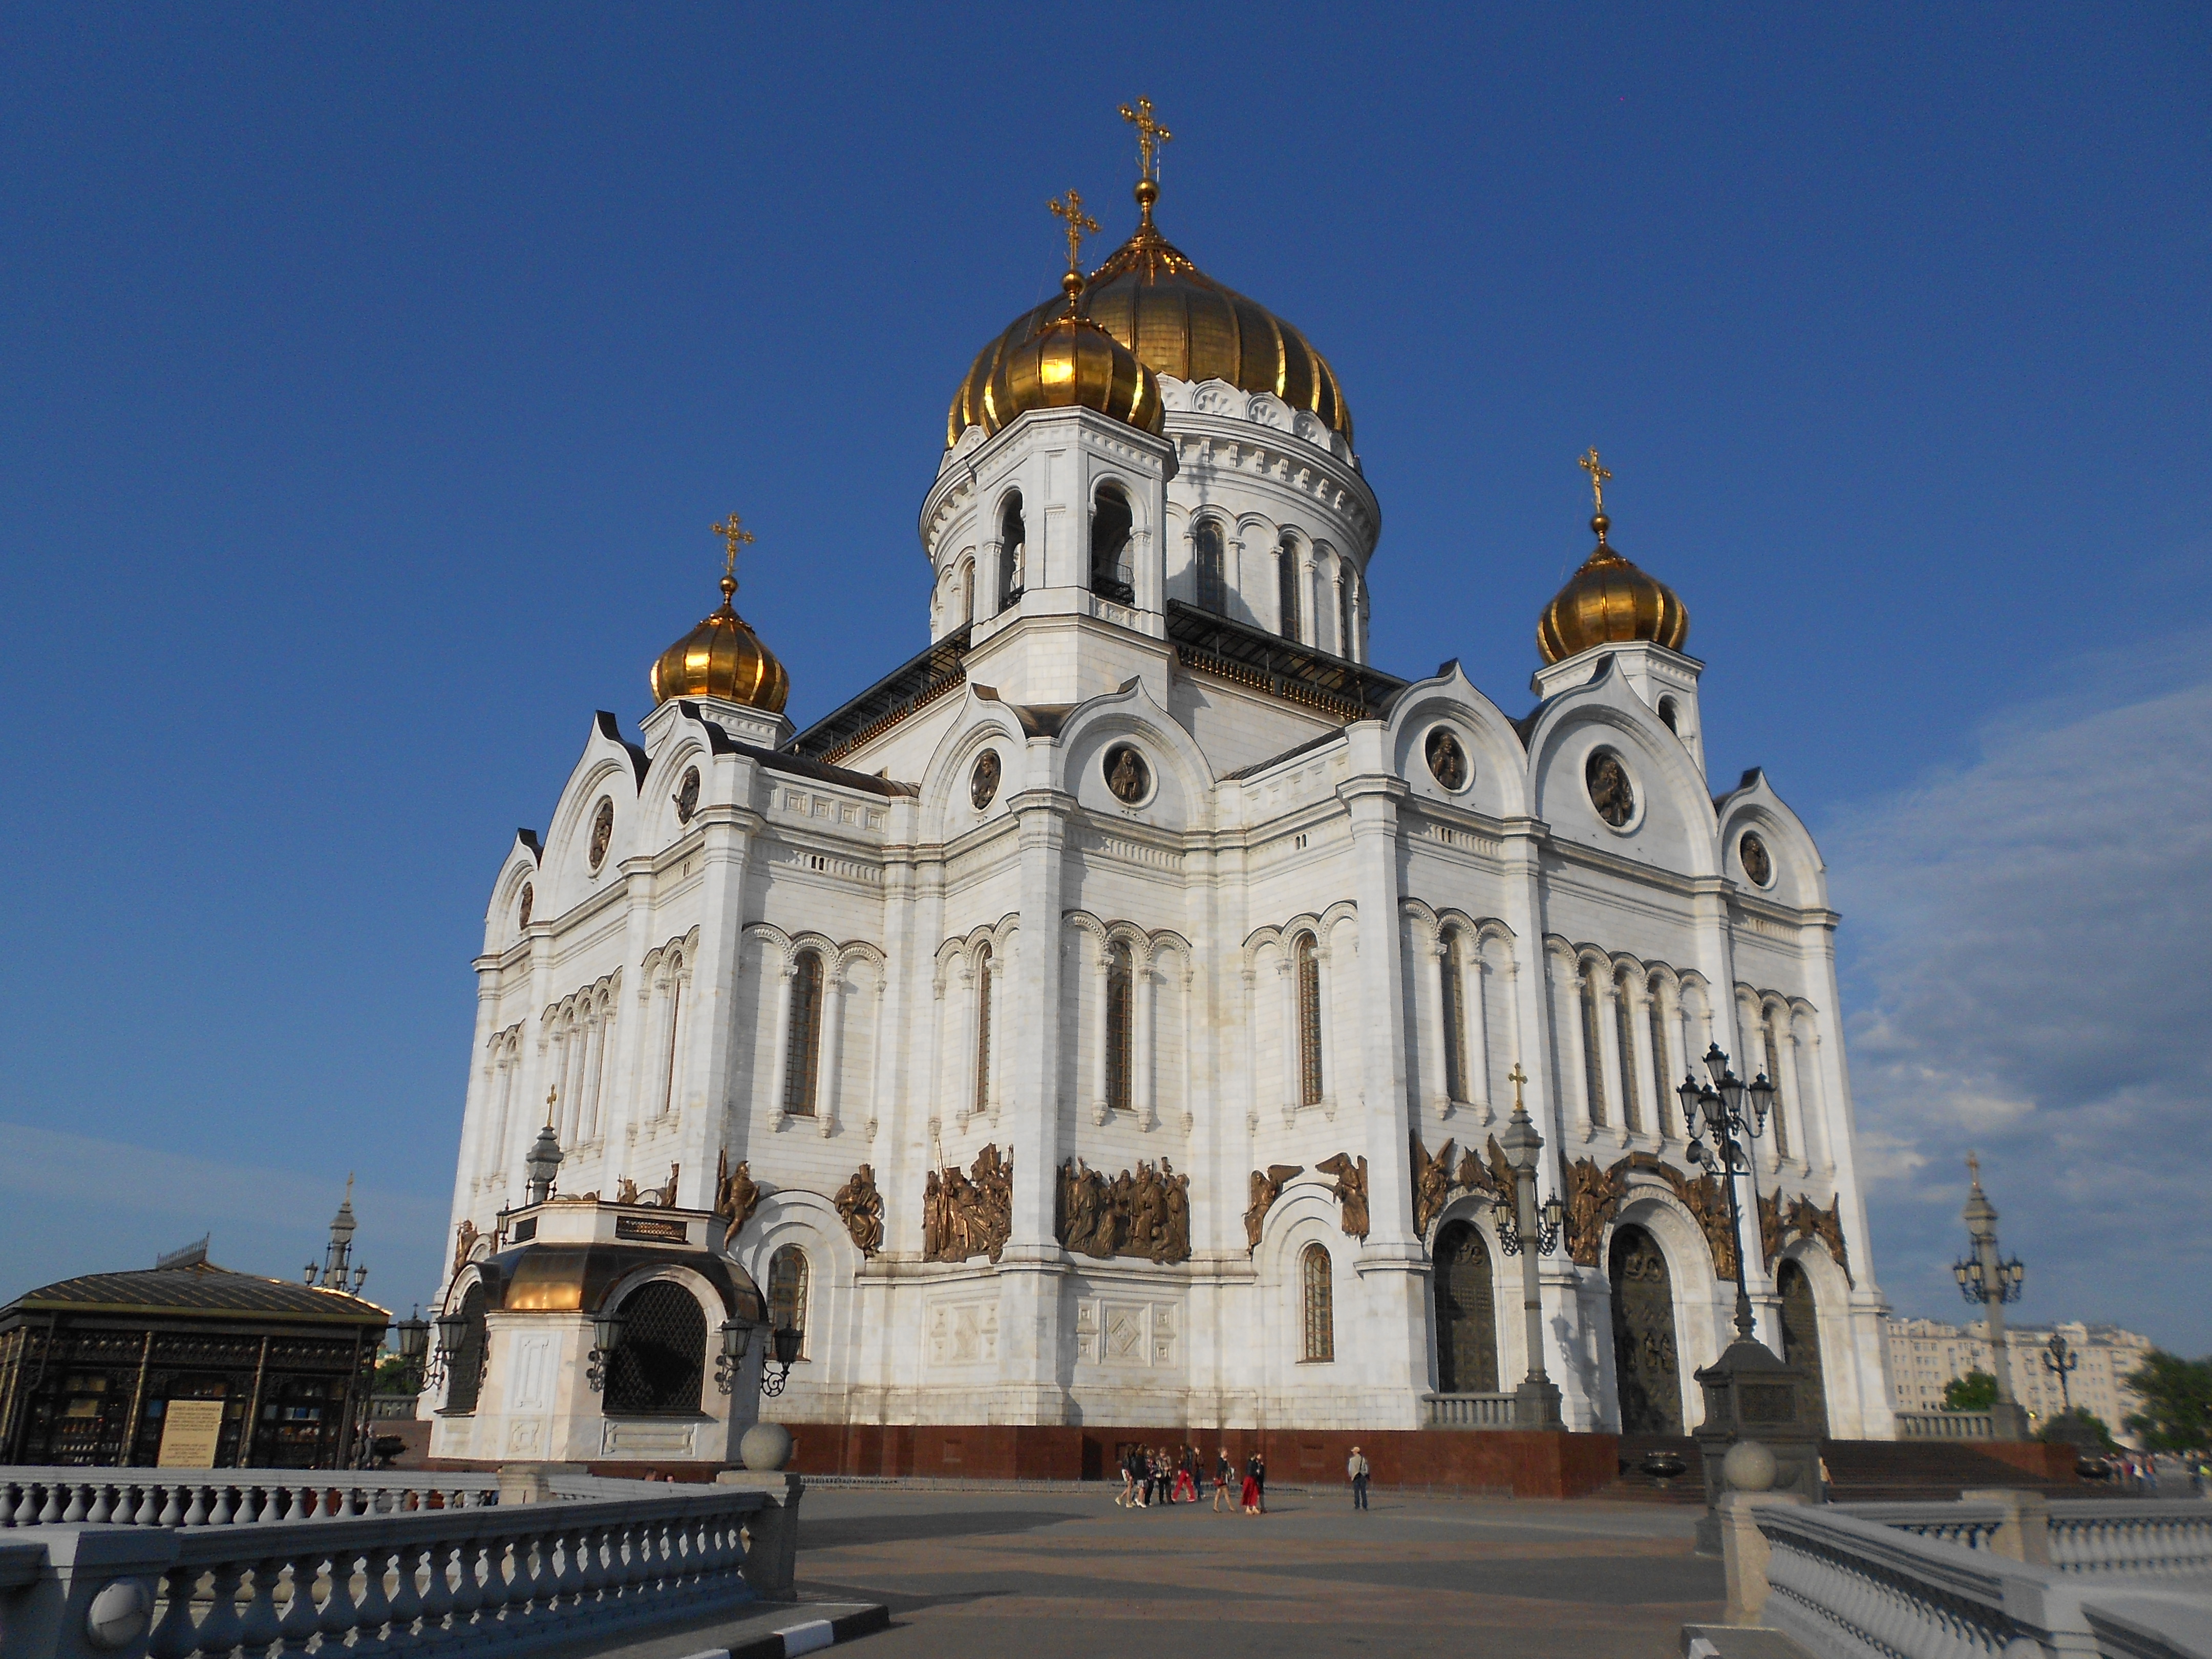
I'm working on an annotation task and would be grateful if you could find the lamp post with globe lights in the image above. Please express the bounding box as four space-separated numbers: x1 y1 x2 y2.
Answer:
1954 1154 2031 1440
2042 1331 2078 1416
1677 1044 1777 1344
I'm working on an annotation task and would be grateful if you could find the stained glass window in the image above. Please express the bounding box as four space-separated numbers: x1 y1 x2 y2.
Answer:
1105 942 1134 1113
1296 935 1323 1105
1648 980 1674 1138
1441 940 1469 1103
1764 1018 1789 1157
1301 1243 1334 1363
1615 976 1642 1133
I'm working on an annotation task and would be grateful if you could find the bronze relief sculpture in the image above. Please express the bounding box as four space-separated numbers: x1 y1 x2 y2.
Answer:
970 749 1001 810
834 1163 885 1256
922 1143 1012 1263
1586 750 1635 828
1243 1164 1304 1253
1564 1156 1629 1266
1104 744 1150 805
588 797 615 869
1315 1152 1371 1241
674 766 701 825
1056 1157 1191 1263
452 1219 480 1277
1425 728 1469 791
1410 1132 1514 1242
713 1150 762 1237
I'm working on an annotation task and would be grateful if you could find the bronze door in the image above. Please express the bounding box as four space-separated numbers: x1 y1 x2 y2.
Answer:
1778 1261 1830 1435
1433 1221 1499 1393
1608 1225 1683 1434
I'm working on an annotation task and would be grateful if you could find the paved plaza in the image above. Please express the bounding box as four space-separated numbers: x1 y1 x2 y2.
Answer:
786 1484 1724 1658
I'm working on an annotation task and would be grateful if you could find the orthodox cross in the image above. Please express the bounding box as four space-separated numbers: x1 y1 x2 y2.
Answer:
1966 1150 1981 1185
1048 190 1098 274
1508 1061 1528 1113
711 513 755 583
1579 448 1611 516
545 1086 559 1126
1119 96 1172 182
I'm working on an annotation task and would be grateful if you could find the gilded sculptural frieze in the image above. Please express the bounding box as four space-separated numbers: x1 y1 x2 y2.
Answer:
923 1143 1012 1264
834 1163 886 1257
1243 1163 1303 1253
613 1164 681 1209
1783 1192 1853 1283
1410 1131 1514 1241
1316 1152 1371 1241
1055 1157 1190 1264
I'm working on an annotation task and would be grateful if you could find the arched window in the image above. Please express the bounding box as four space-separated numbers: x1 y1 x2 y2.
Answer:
1763 1015 1790 1157
1615 973 1643 1133
1194 520 1226 613
1580 964 1608 1127
768 1246 810 1362
1657 695 1680 733
1300 1242 1334 1363
446 1283 488 1415
1338 566 1356 658
784 952 824 1117
1295 935 1323 1106
658 952 687 1118
1277 535 1301 642
603 1282 706 1416
1647 978 1674 1138
999 494 1026 606
1440 938 1469 1103
972 943 993 1115
1090 485 1134 603
960 560 974 626
1105 941 1134 1113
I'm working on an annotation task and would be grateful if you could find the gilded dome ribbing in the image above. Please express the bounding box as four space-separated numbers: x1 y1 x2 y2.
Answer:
650 573 790 712
949 181 1352 449
1537 515 1690 665
969 269 1164 439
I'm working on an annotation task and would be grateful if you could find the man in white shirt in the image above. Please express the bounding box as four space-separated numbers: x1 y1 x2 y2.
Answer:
1347 1446 1370 1511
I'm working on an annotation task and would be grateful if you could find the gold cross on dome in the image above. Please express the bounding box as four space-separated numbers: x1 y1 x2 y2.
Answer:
1579 448 1612 515
1119 96 1173 183
1508 1061 1528 1113
545 1086 559 1126
1048 190 1099 274
711 513 755 581
1966 1150 1981 1184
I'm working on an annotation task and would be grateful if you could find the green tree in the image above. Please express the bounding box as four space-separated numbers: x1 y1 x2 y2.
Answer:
1942 1369 1998 1412
372 1354 418 1395
2037 1408 2117 1451
2122 1351 2212 1453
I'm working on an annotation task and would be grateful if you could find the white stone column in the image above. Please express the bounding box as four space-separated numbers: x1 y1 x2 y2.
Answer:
1467 944 1494 1122
1314 939 1339 1117
1089 943 1111 1124
767 963 796 1123
1556 953 1595 1140
1277 958 1298 1121
1179 964 1195 1136
1134 955 1157 1131
922 968 946 1143
980 537 1004 619
579 1016 604 1143
816 969 847 1137
1625 977 1658 1144
1243 965 1262 1132
1418 930 1449 1115
953 960 977 1122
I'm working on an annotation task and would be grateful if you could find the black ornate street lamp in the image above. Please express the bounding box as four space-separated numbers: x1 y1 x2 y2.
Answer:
586 1305 626 1393
2043 1332 2078 1416
1952 1155 2030 1438
713 1317 756 1395
759 1326 804 1399
1678 1043 1776 1341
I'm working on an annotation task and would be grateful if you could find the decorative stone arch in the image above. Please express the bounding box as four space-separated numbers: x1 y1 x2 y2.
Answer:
1525 667 1719 878
1428 1189 1509 1392
543 719 649 901
1774 1236 1851 1435
1256 1182 1348 1368
597 1259 731 1424
1600 1185 1722 1431
1713 769 1828 911
916 701 1027 842
1383 667 1531 819
1053 678 1216 831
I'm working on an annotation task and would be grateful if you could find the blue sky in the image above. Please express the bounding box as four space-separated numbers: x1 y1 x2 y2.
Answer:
2 6 2206 1353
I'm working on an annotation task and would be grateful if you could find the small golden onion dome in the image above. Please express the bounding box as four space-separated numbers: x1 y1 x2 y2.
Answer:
1536 515 1691 665
949 180 1352 448
649 573 790 712
971 269 1164 440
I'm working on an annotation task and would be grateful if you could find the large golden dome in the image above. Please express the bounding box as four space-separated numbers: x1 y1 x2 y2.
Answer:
949 180 1352 449
1537 515 1691 665
969 270 1164 439
650 572 790 712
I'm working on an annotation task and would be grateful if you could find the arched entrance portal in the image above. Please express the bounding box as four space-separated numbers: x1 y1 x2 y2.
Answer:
1433 1220 1499 1393
1777 1259 1830 1435
1609 1224 1683 1434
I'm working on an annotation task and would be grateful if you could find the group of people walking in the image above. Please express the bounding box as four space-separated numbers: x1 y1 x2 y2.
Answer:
1115 1445 1269 1514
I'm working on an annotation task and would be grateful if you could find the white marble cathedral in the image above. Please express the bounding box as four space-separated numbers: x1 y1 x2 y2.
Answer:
427 107 1894 1462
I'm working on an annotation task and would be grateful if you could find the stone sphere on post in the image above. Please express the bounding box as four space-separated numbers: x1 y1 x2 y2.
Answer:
740 1420 794 1472
1721 1440 1778 1493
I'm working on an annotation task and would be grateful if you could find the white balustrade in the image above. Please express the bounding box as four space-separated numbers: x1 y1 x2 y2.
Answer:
2046 1501 2212 1579
1419 1393 1519 1429
0 1470 499 1529
1891 1410 1997 1440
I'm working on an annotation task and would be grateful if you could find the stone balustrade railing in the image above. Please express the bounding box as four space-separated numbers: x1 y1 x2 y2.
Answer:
1746 1498 2212 1659
1891 1409 1997 1440
0 1475 797 1659
2047 1502 2212 1579
1420 1392 1518 1429
1 1470 500 1529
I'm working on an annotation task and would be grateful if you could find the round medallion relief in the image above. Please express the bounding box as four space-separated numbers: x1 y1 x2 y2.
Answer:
970 749 1002 811
1425 728 1470 792
518 883 533 929
1103 743 1152 806
1739 831 1773 887
587 797 615 870
673 766 701 824
1585 749 1635 829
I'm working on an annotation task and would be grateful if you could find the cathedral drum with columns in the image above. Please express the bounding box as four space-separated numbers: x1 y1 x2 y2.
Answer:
426 107 1892 1464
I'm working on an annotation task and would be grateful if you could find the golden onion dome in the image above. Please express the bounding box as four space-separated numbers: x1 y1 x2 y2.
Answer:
950 180 1352 449
1537 514 1691 665
971 269 1165 440
650 571 790 712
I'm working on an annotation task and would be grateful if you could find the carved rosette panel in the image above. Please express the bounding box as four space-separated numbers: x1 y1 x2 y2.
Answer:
922 1143 1012 1264
1056 1157 1191 1264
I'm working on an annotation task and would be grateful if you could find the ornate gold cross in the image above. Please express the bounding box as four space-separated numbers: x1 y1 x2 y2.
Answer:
1508 1061 1528 1113
545 1086 559 1126
1966 1150 1981 1184
712 513 755 581
1579 448 1611 515
1119 96 1172 182
1048 190 1098 274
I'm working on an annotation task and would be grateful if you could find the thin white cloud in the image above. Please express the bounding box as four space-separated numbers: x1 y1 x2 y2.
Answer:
1827 637 2212 1354
0 1122 450 1318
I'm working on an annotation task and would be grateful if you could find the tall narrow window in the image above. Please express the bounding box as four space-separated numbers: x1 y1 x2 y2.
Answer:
1277 535 1301 642
1090 486 1134 603
784 952 824 1117
1195 520 1226 613
1337 568 1354 657
1763 1018 1789 1157
972 943 993 1115
1581 966 1608 1127
960 560 974 626
1105 942 1134 1112
1301 1242 1335 1362
768 1246 810 1360
661 969 685 1117
999 495 1026 606
1648 980 1673 1138
1440 939 1469 1103
1296 935 1324 1105
1615 975 1642 1133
